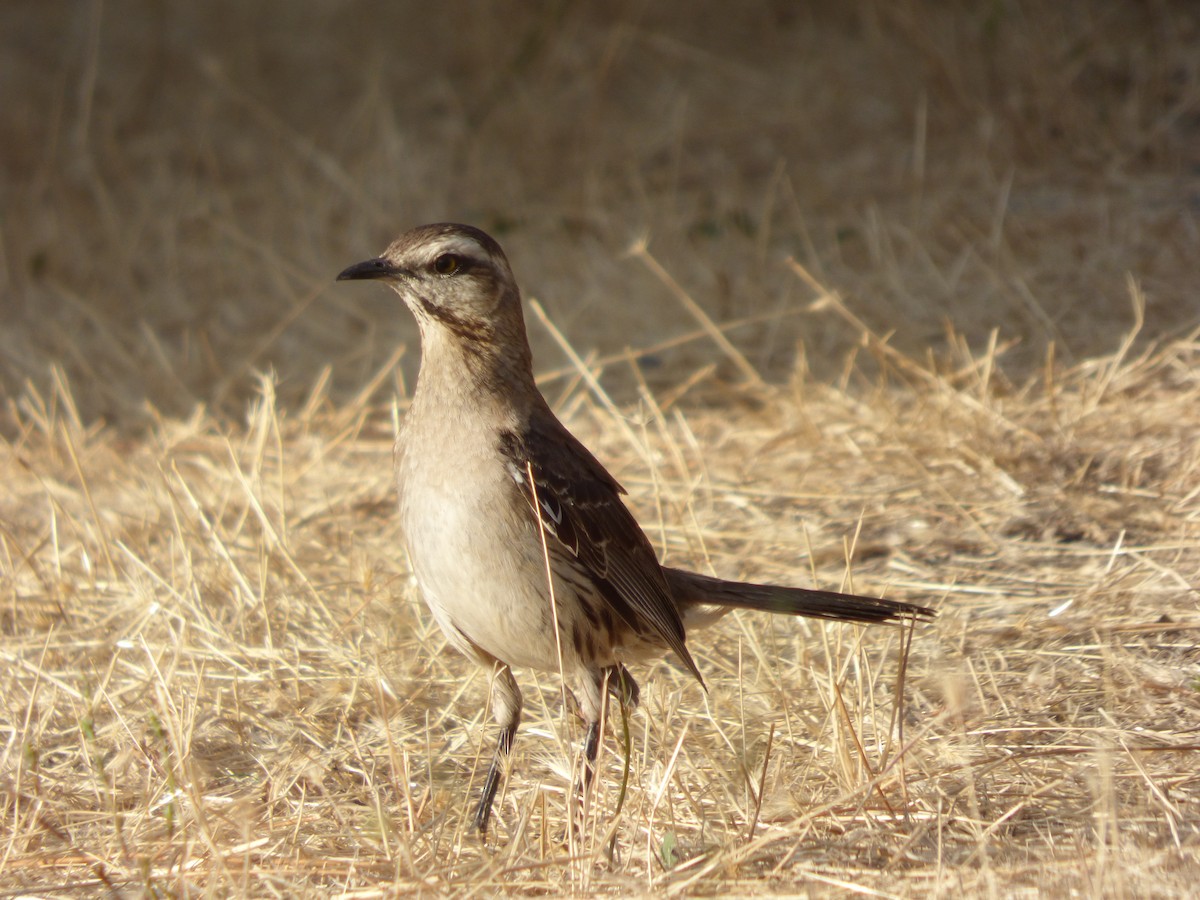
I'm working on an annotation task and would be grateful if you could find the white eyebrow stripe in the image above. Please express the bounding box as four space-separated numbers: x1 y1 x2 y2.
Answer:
430 234 489 261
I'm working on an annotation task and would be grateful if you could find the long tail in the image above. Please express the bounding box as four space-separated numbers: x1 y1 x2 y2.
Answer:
664 568 936 624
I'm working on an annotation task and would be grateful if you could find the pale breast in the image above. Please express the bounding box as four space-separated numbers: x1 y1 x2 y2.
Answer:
394 420 572 672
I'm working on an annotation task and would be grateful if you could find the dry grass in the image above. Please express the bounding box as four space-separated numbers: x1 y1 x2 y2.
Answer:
3 1 1200 896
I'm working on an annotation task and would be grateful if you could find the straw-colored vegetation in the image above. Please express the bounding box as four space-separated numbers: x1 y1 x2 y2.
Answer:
3 2 1198 895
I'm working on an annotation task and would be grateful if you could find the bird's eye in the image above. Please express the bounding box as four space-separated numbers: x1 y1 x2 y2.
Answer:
433 254 461 276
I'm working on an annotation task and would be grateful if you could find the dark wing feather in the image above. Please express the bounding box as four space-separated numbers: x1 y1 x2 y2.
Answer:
498 411 704 686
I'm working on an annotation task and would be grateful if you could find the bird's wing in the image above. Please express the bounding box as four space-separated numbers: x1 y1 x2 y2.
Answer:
498 411 704 685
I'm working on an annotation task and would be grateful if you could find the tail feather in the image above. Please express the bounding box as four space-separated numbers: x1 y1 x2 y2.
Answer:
664 567 935 625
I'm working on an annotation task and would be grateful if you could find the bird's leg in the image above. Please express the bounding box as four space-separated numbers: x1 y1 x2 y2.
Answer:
568 665 640 845
568 671 606 841
582 664 638 781
583 719 602 783
475 725 514 833
474 665 522 834
605 663 639 708
579 665 640 794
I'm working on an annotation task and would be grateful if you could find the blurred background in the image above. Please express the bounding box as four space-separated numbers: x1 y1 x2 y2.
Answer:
2 0 1197 425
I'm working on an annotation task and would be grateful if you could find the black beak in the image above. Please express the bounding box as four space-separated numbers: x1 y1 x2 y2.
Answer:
336 257 397 282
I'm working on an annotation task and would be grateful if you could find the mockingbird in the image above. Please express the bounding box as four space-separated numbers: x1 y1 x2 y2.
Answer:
338 223 935 834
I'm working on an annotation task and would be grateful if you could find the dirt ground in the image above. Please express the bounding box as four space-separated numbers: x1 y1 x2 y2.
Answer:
2 2 1199 895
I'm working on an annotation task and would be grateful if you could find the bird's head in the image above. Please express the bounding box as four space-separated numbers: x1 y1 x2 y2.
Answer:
338 223 536 393
338 223 524 344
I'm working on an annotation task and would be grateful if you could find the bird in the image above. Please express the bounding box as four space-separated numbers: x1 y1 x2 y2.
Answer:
337 223 935 834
